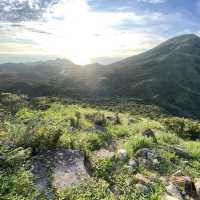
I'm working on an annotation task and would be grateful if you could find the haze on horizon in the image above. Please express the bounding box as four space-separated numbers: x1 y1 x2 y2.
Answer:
0 0 200 65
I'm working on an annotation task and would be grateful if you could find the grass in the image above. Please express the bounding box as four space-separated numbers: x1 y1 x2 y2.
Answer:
1 93 200 200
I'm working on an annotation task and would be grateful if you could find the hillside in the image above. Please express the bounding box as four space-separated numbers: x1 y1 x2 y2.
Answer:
0 34 200 118
0 93 200 200
101 34 200 118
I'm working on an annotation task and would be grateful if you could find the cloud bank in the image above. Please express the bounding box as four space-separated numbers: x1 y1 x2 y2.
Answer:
0 0 199 64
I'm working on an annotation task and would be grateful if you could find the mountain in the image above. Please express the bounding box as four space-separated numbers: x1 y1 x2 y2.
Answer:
100 34 200 117
0 34 200 118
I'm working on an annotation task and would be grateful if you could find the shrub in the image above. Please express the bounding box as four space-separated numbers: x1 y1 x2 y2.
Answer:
163 117 200 140
0 145 36 200
91 157 114 182
56 178 114 200
125 135 153 156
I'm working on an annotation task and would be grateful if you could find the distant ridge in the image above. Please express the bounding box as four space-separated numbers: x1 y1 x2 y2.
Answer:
1 34 200 118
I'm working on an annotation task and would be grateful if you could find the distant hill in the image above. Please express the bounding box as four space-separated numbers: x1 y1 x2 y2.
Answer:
100 34 200 118
1 34 200 118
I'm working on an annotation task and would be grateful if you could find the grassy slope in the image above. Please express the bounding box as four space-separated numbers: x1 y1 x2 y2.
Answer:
0 93 200 200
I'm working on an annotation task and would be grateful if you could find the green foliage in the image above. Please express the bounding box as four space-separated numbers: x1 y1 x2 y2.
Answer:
125 135 153 156
163 117 200 140
1 94 200 200
56 178 114 200
71 132 108 153
91 157 115 182
0 146 35 200
158 132 181 145
107 125 131 138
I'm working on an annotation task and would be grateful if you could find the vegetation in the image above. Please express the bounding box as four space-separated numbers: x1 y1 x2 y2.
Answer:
0 92 200 199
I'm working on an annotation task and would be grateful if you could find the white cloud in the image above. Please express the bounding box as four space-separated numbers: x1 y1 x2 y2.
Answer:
13 0 167 64
1 0 195 65
137 0 166 4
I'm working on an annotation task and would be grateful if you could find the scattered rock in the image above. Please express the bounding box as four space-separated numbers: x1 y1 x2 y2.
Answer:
117 149 128 161
135 148 154 160
128 159 138 172
164 183 183 200
135 183 148 193
135 148 160 169
142 129 157 143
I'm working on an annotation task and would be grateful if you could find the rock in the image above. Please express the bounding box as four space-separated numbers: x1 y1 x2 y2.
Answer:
117 149 128 161
170 176 197 198
142 129 157 143
169 146 194 159
86 125 107 135
152 158 159 166
195 178 200 198
92 148 115 160
164 183 183 200
32 149 90 196
128 159 138 172
135 148 159 162
135 174 151 185
184 177 197 198
32 159 54 199
135 183 148 193
135 148 160 169
135 148 154 160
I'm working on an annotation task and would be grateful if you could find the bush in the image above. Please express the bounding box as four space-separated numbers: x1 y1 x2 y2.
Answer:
0 145 36 200
56 178 114 200
163 117 200 140
91 157 114 182
125 135 153 156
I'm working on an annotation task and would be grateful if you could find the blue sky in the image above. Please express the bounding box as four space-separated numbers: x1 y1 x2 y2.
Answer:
0 0 200 64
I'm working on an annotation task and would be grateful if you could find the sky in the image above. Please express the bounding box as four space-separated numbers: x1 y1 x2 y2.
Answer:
0 0 200 65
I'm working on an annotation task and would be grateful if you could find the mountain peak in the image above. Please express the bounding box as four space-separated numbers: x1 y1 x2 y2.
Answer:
160 34 200 48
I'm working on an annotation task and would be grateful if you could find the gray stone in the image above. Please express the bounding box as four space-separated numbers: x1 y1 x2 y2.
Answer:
86 125 107 135
32 149 90 197
117 149 128 161
128 159 138 172
164 183 183 200
135 183 148 193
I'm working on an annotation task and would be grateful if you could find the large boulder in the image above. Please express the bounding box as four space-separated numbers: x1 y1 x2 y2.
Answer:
32 149 90 198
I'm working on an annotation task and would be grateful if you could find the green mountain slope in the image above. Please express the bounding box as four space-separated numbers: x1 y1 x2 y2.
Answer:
0 34 200 118
100 34 200 117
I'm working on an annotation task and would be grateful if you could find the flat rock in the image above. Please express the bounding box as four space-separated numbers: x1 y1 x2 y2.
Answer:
32 149 90 197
